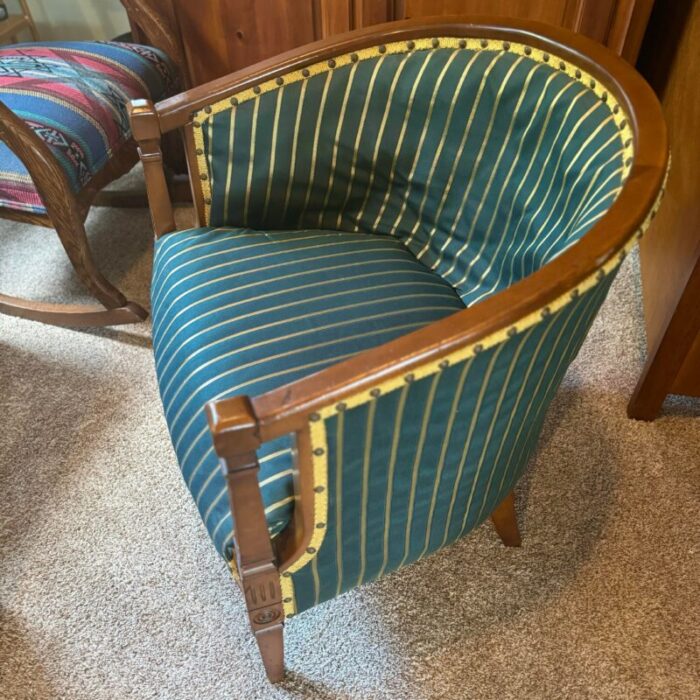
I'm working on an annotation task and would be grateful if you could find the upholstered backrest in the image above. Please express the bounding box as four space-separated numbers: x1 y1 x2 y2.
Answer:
193 38 632 305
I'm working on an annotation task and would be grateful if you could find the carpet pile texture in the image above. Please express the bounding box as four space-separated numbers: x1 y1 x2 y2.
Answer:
1 173 698 699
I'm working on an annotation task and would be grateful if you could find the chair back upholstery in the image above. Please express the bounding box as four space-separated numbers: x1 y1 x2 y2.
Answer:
194 39 632 305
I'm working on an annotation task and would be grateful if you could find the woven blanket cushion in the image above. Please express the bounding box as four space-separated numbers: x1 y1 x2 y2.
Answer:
0 41 178 214
152 227 465 557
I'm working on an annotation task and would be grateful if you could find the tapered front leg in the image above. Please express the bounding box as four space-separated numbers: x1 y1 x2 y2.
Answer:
208 396 286 682
490 490 521 547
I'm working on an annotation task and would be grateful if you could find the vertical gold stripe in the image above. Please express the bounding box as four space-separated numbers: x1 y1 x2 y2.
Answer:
399 373 441 568
242 96 260 226
222 108 237 223
334 410 344 597
261 88 284 223
356 399 376 587
377 384 409 579
281 79 309 222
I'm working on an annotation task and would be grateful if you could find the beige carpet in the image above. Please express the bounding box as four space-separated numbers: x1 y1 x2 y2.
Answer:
1 173 698 699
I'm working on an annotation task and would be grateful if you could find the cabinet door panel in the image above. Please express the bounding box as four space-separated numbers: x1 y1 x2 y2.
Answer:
175 0 317 83
403 0 570 27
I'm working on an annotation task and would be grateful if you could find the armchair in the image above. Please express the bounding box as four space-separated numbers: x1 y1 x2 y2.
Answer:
130 17 667 681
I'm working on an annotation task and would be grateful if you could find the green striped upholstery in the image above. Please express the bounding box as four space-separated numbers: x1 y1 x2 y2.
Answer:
196 41 628 305
151 228 466 556
155 36 637 616
287 278 613 614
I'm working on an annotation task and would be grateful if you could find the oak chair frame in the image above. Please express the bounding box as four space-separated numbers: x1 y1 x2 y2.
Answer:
0 0 187 328
130 17 667 681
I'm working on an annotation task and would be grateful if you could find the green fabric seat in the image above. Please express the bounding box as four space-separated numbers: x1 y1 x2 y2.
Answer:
151 226 466 556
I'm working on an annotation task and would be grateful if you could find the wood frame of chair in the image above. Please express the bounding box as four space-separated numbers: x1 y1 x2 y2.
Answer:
129 17 667 681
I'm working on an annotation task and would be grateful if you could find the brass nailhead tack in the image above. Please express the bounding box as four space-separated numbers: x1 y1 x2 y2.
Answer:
502 41 510 50
276 77 284 85
195 148 203 155
253 85 261 94
524 46 532 55
613 105 620 114
370 388 381 398
619 250 627 262
589 79 596 88
313 447 324 456
193 121 201 128
575 69 582 79
205 198 211 205
507 327 517 338
336 402 347 412
625 158 632 167
283 597 292 603
474 344 484 353
619 119 627 129
602 92 608 102
316 522 326 529
200 173 207 180
328 59 336 68
302 68 310 77
543 53 550 62
541 307 551 318
459 39 466 49
230 97 238 106
570 289 580 299
282 572 291 578
404 373 415 383
379 44 387 53
438 360 449 369
480 39 488 48
559 61 566 70
431 39 439 48
625 139 632 148
306 547 316 554
314 485 325 493
407 41 415 50
350 53 359 62
204 106 212 113
309 412 321 421
597 270 606 281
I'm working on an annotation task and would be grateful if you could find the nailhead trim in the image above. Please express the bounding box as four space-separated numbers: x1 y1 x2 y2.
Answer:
404 373 415 383
336 402 347 412
438 360 449 369
309 412 321 422
370 388 381 398
313 447 324 456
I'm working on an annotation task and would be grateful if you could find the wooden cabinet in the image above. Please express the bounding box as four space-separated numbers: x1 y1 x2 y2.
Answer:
126 0 655 86
627 0 700 419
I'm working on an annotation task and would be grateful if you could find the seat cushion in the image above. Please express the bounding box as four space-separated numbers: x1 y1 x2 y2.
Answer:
152 227 465 558
0 41 178 214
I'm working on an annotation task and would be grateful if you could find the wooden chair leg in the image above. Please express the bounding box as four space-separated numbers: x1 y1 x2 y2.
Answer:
253 621 285 682
490 490 521 547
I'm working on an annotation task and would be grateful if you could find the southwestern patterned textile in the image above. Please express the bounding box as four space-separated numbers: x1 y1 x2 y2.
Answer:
0 41 177 214
151 37 646 617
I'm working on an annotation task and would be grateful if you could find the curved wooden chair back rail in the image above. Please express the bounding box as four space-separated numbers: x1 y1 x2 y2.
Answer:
130 17 667 682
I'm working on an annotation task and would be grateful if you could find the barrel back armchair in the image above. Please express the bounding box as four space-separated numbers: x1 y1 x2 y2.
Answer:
130 17 666 682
